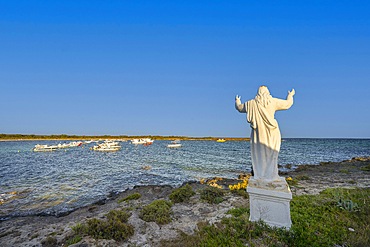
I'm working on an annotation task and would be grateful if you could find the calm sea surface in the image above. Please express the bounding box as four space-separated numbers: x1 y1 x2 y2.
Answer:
1 139 369 219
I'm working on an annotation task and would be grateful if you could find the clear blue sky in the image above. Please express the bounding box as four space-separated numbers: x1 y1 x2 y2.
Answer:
1 1 369 138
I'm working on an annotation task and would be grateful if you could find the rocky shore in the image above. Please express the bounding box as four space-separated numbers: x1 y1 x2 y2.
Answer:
0 157 369 247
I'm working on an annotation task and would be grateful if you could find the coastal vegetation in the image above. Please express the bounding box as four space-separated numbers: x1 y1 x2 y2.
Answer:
61 186 369 246
162 187 370 247
169 184 196 203
67 209 134 243
199 186 225 204
117 192 142 203
139 199 173 225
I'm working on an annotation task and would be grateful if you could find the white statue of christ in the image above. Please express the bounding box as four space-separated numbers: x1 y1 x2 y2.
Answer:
235 86 295 181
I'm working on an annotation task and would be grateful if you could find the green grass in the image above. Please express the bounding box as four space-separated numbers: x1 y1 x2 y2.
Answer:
169 184 196 203
118 192 142 203
227 207 249 217
161 188 370 247
41 236 57 247
231 188 249 199
295 175 310 180
199 186 225 204
65 209 134 243
139 199 173 225
64 234 82 246
361 163 370 171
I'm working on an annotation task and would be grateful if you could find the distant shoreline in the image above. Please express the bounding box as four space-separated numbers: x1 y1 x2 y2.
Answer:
0 134 249 142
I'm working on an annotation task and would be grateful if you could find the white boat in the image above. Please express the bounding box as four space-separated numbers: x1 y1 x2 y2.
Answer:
68 141 83 147
131 139 146 145
91 141 121 152
55 141 83 149
131 138 154 145
93 146 121 152
104 140 121 148
33 144 58 152
167 140 182 148
144 138 154 144
57 143 70 149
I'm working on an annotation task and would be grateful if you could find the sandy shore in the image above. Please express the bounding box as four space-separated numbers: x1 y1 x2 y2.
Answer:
0 157 369 247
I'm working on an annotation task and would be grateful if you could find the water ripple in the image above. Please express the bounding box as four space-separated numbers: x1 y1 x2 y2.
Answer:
1 139 369 218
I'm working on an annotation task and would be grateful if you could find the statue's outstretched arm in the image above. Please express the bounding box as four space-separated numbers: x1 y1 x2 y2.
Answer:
286 88 295 104
288 89 295 98
235 95 246 113
274 89 295 111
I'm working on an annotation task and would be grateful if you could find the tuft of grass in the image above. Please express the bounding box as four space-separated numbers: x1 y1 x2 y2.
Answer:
169 184 195 203
106 208 131 222
118 192 141 203
71 223 87 235
161 188 370 247
199 186 225 204
361 163 370 171
84 217 134 241
41 236 57 247
69 209 134 242
64 234 82 246
231 188 249 199
139 199 173 225
286 177 298 186
227 207 249 217
295 175 310 180
340 169 350 174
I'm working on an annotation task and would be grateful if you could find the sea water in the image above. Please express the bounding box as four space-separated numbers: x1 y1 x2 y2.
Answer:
0 139 369 219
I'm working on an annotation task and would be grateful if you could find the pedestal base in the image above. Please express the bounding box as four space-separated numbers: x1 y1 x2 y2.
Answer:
247 178 292 229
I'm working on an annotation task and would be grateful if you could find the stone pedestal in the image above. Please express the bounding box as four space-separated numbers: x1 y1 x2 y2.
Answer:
247 177 292 229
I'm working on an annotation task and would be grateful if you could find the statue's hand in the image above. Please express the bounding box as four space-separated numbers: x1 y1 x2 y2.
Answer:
288 89 295 96
235 95 241 101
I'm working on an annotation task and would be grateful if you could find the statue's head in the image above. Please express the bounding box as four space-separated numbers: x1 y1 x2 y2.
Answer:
257 86 270 96
255 86 272 106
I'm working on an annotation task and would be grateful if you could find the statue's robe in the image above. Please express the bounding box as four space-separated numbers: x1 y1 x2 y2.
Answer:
236 95 293 180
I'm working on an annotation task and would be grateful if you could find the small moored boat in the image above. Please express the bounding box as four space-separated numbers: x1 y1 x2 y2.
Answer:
33 144 58 152
131 138 154 145
167 140 182 148
91 141 121 152
216 139 226 143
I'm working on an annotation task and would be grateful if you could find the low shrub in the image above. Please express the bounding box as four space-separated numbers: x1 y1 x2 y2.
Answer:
106 208 131 222
231 188 249 199
295 175 310 180
169 184 195 203
118 192 141 203
41 236 57 247
69 209 134 242
140 199 173 225
85 217 134 241
64 234 82 246
227 207 249 217
361 164 370 171
200 186 225 204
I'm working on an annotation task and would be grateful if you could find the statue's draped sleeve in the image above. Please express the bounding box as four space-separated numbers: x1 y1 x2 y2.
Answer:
273 94 294 111
235 101 246 113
